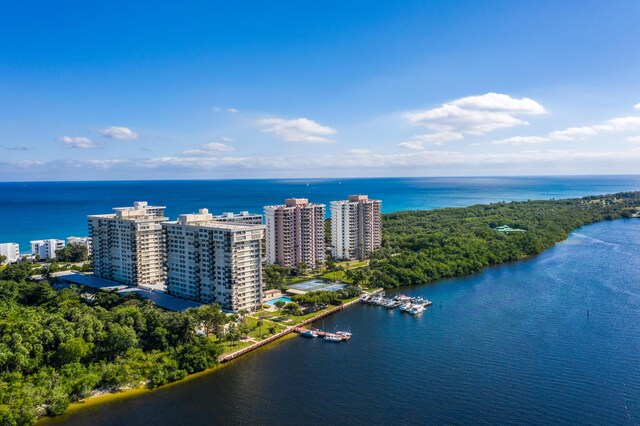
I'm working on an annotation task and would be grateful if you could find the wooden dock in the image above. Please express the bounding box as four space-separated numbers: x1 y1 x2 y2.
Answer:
218 289 382 363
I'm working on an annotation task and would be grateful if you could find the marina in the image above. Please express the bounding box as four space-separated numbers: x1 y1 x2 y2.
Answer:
295 327 353 341
359 292 433 315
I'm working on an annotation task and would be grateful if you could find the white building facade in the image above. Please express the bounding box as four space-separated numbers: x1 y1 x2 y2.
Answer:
331 195 382 260
30 239 65 260
88 201 167 287
163 208 265 312
0 243 20 264
66 236 93 255
264 198 326 269
212 211 263 225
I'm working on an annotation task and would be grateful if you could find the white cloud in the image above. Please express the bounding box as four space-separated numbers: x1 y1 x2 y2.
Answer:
99 126 139 140
398 131 463 150
182 142 236 156
451 92 547 115
548 116 640 141
258 117 337 143
626 135 640 143
345 148 371 155
405 93 546 135
604 116 640 132
492 136 549 145
635 103 640 110
398 141 426 150
58 136 98 149
548 126 599 140
227 108 238 113
212 106 222 112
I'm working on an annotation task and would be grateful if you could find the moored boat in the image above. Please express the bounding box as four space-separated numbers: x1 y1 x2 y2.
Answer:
324 333 343 342
299 329 318 338
409 305 424 315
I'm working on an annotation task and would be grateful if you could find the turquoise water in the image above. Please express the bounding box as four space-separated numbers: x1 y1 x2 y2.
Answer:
264 297 292 306
49 218 640 425
1 176 639 250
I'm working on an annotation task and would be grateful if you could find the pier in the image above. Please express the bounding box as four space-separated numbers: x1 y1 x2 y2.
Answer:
218 289 383 362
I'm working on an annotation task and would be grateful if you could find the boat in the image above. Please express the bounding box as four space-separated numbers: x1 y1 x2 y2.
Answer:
399 303 413 312
299 329 318 338
423 299 433 307
409 305 424 315
336 331 352 340
324 333 343 342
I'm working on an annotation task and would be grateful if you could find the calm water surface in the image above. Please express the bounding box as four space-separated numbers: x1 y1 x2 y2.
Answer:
2 175 640 249
45 219 640 425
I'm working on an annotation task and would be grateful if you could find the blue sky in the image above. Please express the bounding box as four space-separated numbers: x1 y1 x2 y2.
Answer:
1 0 640 180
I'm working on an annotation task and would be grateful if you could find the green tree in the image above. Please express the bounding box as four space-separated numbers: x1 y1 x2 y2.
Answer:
54 337 92 366
273 300 286 317
55 245 89 262
282 302 302 316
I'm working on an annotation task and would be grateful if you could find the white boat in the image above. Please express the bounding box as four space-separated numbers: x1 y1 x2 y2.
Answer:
409 305 424 315
336 331 352 340
324 334 343 342
399 303 413 312
299 329 318 338
423 299 433 307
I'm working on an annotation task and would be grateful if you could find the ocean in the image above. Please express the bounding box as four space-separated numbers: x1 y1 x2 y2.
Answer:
1 175 639 251
42 218 640 425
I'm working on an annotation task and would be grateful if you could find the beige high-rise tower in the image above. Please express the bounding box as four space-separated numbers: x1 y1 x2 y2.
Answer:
264 198 326 269
163 208 265 312
88 201 167 286
331 195 381 260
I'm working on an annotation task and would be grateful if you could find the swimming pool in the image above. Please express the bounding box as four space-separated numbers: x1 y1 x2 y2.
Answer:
265 296 292 306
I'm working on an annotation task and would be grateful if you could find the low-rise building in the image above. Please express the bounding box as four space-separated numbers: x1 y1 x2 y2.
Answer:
30 239 65 260
0 242 20 264
163 208 265 312
212 211 263 225
66 236 93 254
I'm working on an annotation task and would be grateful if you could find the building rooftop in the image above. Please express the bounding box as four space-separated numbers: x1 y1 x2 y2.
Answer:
59 273 204 312
88 201 167 220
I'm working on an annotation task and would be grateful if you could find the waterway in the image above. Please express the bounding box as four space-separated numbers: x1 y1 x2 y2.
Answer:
45 218 640 425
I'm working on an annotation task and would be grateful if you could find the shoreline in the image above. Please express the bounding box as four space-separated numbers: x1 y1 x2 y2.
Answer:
37 294 373 424
37 218 640 422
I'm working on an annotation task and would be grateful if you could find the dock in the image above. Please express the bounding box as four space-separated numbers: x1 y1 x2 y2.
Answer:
218 288 383 362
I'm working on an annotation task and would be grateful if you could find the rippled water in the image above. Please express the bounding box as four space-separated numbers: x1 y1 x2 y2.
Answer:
48 219 640 425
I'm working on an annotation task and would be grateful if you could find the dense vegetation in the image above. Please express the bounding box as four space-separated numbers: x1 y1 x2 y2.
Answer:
291 286 362 310
55 244 89 263
0 280 224 425
369 192 640 288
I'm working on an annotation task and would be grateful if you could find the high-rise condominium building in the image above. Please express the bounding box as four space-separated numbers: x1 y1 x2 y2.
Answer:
163 208 265 312
331 195 382 260
0 243 20 264
264 198 326 269
30 239 65 260
66 236 93 255
88 201 167 286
